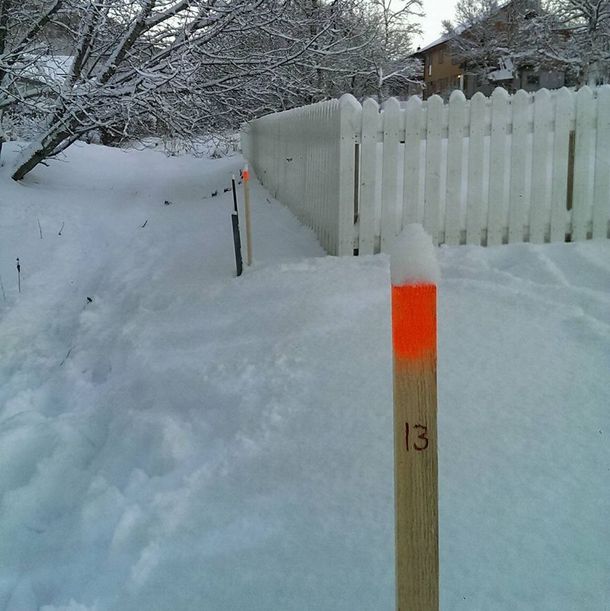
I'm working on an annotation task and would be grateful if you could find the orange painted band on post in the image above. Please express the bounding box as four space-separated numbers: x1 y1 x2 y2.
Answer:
391 283 437 361
242 169 250 182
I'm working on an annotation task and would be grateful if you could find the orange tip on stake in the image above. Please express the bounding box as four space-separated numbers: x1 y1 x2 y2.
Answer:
242 168 250 182
391 284 437 361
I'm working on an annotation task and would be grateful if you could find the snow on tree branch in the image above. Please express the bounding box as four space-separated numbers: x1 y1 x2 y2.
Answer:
6 0 423 180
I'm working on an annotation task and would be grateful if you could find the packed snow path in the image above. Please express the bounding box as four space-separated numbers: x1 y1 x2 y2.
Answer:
1 143 609 610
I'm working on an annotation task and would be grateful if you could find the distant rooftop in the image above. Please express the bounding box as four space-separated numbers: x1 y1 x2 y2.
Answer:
416 35 451 54
413 0 530 55
413 21 468 55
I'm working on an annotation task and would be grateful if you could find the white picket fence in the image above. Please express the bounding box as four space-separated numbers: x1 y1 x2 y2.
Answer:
241 86 610 256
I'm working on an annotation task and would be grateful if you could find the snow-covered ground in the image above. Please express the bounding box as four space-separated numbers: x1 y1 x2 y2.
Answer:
0 142 608 611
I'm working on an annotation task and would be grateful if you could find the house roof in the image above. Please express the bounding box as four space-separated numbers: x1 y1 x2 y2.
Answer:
416 34 452 55
411 26 467 57
412 0 528 56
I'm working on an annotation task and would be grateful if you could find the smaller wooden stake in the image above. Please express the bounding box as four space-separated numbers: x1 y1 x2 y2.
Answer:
243 165 252 266
16 258 21 293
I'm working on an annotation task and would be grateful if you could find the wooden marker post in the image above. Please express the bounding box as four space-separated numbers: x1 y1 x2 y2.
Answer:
243 165 252 265
391 225 439 611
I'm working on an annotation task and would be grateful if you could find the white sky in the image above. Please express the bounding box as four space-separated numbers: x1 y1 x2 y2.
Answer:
414 0 459 48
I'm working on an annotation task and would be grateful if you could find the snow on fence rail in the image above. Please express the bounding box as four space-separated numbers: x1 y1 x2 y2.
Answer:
241 86 610 256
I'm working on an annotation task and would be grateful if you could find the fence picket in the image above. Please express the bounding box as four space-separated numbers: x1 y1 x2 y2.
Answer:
359 98 380 255
326 103 337 252
550 88 574 242
320 105 328 248
403 96 423 228
530 89 553 243
424 95 444 244
508 90 530 243
303 110 314 230
593 85 610 239
487 88 510 246
445 90 467 246
573 86 595 241
319 106 327 249
380 98 402 252
325 103 335 251
296 112 305 224
311 106 320 241
466 93 486 245
338 95 360 255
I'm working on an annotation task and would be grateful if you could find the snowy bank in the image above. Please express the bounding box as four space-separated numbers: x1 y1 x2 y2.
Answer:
0 142 609 610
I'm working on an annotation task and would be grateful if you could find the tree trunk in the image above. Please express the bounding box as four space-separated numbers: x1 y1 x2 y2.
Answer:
10 0 154 180
11 127 69 181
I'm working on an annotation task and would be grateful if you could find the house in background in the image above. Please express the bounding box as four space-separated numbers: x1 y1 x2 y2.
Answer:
412 0 566 99
413 35 463 99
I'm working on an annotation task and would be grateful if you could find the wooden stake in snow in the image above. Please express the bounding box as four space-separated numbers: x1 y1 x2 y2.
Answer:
16 258 21 293
243 165 252 266
390 225 440 611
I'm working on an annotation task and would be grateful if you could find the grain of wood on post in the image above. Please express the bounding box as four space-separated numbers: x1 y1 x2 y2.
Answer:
390 225 440 611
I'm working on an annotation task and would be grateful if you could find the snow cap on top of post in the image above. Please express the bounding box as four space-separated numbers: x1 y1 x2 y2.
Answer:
390 224 440 286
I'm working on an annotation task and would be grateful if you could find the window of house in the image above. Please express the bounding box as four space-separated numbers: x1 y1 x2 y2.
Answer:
438 49 444 64
526 73 540 86
428 62 432 77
